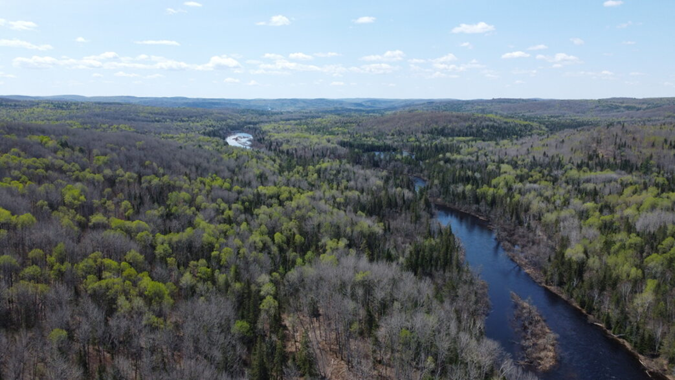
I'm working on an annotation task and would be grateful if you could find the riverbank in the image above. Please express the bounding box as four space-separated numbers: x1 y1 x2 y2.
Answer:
432 200 672 380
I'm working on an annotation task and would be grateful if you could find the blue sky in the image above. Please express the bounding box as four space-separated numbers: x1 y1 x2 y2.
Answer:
0 0 673 99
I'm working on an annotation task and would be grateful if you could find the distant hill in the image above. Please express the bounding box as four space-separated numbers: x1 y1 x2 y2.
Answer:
411 97 675 120
3 95 675 121
0 95 440 112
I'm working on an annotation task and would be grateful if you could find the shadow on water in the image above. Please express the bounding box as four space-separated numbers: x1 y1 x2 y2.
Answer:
434 205 652 380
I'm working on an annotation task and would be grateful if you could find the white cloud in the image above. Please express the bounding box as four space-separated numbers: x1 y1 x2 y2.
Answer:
184 1 202 7
0 39 53 51
603 0 623 7
246 80 260 86
565 70 615 79
256 15 291 26
75 37 89 43
451 22 495 34
224 77 240 83
514 80 525 85
314 52 340 58
571 38 585 46
262 53 285 60
91 73 104 78
13 52 242 71
200 55 242 70
0 72 16 78
330 81 345 86
351 63 398 74
430 59 485 73
408 59 427 64
353 16 376 24
512 69 538 76
483 70 500 79
617 21 633 29
114 71 164 79
135 40 180 46
622 41 636 45
289 52 313 61
527 44 548 51
459 42 473 49
537 53 582 68
361 50 406 62
166 8 186 15
0 19 38 31
114 71 141 78
501 51 530 59
432 53 458 63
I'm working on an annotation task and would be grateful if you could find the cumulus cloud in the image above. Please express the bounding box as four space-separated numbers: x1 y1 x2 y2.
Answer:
184 1 202 7
571 38 585 46
565 70 615 79
428 58 485 74
113 72 164 79
256 15 291 26
512 69 538 76
483 70 500 79
451 22 495 34
536 53 582 67
527 44 548 51
13 52 241 71
166 8 186 15
0 72 16 78
501 51 530 59
432 54 458 63
353 16 376 24
246 80 260 86
351 64 398 74
114 71 141 78
289 52 313 61
314 52 340 58
75 37 89 43
0 39 53 51
361 50 406 62
135 40 180 46
603 0 623 7
459 42 473 49
252 57 347 76
262 53 285 60
0 19 38 31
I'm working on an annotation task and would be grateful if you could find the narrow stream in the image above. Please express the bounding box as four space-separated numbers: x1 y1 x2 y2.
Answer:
415 178 652 379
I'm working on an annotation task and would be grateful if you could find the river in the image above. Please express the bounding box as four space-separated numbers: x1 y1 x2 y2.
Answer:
414 178 652 379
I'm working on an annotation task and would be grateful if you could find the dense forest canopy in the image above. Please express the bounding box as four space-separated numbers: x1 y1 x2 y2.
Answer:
1 96 675 379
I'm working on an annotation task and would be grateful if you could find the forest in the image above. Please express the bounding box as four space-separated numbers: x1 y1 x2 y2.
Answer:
1 96 674 379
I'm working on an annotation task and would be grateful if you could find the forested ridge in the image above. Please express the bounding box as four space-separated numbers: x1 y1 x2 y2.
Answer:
249 103 675 377
2 96 675 378
0 100 536 379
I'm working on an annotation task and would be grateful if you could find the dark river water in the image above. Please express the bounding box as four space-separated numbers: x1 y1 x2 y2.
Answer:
414 178 652 379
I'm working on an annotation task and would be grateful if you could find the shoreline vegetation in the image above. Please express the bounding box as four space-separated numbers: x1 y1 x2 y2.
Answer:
510 292 558 372
431 200 672 380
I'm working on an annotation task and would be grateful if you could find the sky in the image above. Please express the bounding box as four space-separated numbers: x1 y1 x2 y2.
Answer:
0 0 673 99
